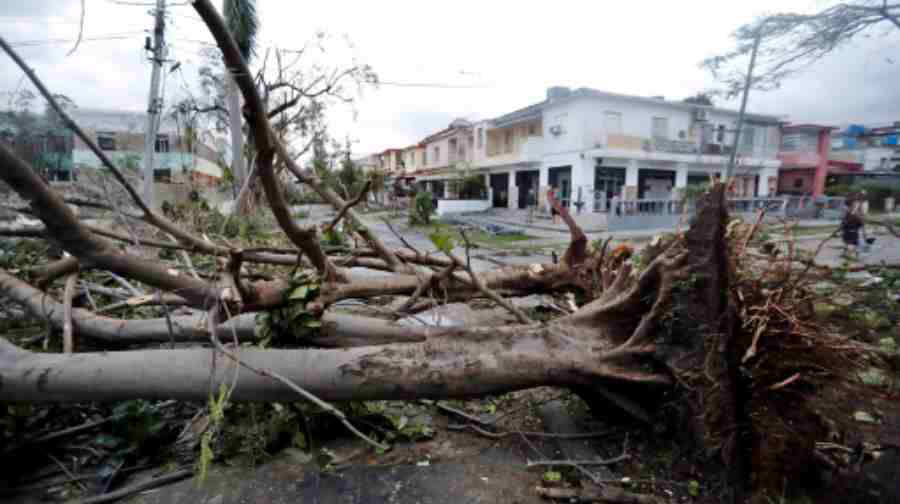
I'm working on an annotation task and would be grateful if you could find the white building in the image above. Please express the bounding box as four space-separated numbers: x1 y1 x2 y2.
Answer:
69 108 223 185
470 86 782 212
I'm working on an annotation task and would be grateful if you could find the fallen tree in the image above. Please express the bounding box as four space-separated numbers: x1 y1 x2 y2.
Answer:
0 3 896 502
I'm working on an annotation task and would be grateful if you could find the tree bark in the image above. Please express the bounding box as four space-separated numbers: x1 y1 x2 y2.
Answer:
0 320 668 403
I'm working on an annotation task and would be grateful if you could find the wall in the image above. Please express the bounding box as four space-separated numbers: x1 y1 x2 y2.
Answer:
778 169 815 194
543 95 779 159
435 198 491 216
422 129 472 170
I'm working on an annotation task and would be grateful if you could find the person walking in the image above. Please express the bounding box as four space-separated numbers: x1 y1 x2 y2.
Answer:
549 186 560 225
840 198 864 259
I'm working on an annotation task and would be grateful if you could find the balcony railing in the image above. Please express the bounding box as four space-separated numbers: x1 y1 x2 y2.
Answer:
482 137 543 165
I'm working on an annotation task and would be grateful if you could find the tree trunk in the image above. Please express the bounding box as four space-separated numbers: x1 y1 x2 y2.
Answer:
226 75 246 210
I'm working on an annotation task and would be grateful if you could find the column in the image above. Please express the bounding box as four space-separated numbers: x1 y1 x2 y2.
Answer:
673 163 688 199
508 170 518 209
758 167 778 197
572 156 595 212
538 165 550 211
624 160 639 200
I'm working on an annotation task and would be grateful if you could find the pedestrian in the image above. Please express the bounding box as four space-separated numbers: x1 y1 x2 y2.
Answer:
840 198 864 259
549 187 560 224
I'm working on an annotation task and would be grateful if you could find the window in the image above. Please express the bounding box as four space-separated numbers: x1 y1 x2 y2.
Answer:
422 150 427 165
504 130 513 153
741 125 756 150
528 123 536 136
793 178 804 189
781 133 817 152
604 111 622 135
716 124 726 143
155 134 170 153
477 128 483 148
97 132 116 151
433 146 440 164
651 117 669 140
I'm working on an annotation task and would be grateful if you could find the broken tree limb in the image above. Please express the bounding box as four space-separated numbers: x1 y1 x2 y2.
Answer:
0 268 429 346
535 484 663 504
62 271 77 354
0 35 230 257
0 143 218 307
547 189 587 267
446 232 532 324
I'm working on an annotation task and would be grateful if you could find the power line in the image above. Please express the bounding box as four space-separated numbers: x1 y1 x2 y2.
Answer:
377 81 489 89
8 33 144 48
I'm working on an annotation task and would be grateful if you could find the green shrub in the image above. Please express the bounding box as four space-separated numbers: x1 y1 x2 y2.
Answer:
409 191 434 226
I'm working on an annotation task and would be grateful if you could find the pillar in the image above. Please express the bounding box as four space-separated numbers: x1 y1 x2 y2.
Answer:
624 160 639 200
758 167 778 197
538 165 550 211
673 163 688 199
508 170 518 209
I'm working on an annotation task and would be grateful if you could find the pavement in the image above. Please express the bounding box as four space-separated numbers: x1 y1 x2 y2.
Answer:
294 204 900 270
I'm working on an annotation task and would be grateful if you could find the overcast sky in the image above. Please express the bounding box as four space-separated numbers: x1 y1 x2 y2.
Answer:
3 0 900 156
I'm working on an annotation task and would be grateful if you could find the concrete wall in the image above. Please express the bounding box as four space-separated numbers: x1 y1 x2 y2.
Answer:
435 198 491 216
422 130 472 170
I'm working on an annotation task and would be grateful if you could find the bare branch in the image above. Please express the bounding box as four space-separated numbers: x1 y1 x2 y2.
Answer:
325 179 370 233
62 271 77 354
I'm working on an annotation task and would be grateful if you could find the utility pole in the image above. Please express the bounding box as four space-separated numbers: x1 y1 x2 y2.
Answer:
142 0 166 209
726 29 761 180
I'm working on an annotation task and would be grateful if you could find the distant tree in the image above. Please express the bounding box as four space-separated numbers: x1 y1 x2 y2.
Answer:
683 92 714 106
703 1 900 98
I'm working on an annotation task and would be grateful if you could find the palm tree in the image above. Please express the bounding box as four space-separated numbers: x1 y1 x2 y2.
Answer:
223 0 258 213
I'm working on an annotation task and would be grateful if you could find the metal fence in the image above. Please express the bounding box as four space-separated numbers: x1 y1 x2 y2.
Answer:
607 196 846 231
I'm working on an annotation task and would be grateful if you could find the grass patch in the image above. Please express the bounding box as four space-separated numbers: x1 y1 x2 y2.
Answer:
410 221 535 249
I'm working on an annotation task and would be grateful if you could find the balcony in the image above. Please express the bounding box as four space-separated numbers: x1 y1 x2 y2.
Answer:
480 136 543 167
778 151 823 168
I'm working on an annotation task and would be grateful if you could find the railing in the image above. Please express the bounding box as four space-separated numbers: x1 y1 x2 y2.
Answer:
607 196 846 231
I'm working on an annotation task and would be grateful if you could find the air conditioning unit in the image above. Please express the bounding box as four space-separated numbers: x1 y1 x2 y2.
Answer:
694 109 709 122
549 125 563 136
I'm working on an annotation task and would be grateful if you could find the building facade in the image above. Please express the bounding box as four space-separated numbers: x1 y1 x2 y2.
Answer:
375 86 786 212
69 108 223 185
777 124 835 196
830 123 900 172
474 86 781 212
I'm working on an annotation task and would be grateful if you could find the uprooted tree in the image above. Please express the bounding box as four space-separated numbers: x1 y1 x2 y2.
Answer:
0 2 897 502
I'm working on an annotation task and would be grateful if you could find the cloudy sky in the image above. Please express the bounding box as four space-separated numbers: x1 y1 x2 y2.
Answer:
3 0 900 156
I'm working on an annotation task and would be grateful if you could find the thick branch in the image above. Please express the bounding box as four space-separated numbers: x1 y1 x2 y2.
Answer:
193 0 338 281
0 268 428 347
0 144 216 307
548 189 587 267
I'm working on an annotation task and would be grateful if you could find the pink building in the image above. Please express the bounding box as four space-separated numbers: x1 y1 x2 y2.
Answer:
777 124 833 196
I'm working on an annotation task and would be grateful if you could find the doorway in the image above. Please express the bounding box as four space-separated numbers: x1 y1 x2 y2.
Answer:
490 173 509 208
638 169 676 199
515 170 540 209
548 166 572 208
594 166 626 212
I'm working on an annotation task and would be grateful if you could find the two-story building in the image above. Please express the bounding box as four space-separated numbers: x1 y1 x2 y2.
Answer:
777 124 838 196
415 118 475 198
830 123 900 172
69 108 223 185
473 86 782 212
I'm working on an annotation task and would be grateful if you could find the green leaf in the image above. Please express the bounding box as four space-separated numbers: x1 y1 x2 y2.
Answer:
688 480 700 497
289 285 309 300
542 470 562 483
